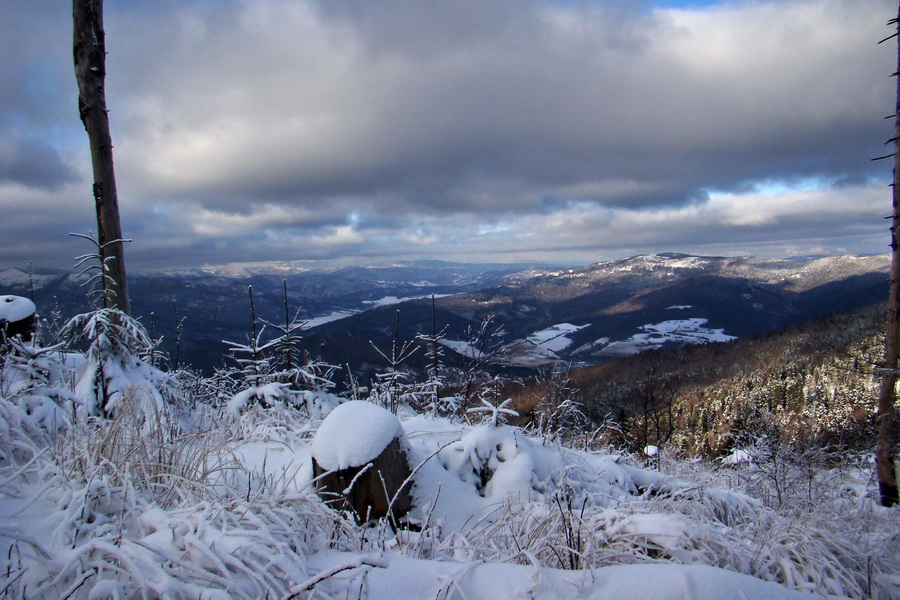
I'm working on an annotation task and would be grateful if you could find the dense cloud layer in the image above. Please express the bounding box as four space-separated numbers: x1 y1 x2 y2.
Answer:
0 0 894 271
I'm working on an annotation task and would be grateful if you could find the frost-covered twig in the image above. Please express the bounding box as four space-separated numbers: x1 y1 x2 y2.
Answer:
467 397 519 427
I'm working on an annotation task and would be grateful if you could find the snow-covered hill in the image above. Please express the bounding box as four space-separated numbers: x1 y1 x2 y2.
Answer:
1 337 897 598
0 253 889 376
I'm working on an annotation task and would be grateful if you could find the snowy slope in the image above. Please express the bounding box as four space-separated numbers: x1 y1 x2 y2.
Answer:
0 335 896 599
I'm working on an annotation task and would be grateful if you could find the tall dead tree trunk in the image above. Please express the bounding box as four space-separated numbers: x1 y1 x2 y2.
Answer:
73 0 131 315
876 5 900 507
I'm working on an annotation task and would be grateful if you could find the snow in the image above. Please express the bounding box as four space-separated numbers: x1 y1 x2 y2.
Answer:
0 337 894 599
311 400 404 470
301 309 359 328
599 318 736 357
315 554 816 600
0 295 36 322
363 293 449 308
722 448 752 465
439 338 484 359
301 294 451 330
0 269 57 290
526 322 587 352
500 323 588 365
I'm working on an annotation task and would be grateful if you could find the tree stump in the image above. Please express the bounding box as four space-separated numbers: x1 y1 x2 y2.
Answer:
311 401 414 524
0 295 37 347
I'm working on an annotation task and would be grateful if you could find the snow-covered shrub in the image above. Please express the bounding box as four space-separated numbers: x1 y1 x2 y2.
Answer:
724 433 831 510
224 328 275 390
60 308 176 420
368 310 420 414
439 424 535 498
224 302 343 414
2 338 81 431
225 383 343 419
524 366 588 444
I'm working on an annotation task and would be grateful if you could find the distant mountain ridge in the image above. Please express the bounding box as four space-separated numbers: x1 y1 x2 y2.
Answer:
430 253 890 365
0 253 889 379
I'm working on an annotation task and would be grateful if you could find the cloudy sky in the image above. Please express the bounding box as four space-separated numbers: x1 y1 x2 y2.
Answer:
0 0 895 273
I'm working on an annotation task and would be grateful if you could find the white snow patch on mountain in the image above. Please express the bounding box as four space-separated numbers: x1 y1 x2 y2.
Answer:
302 309 360 329
364 293 449 308
526 323 588 353
599 318 735 357
499 323 588 366
0 268 59 290
439 338 484 359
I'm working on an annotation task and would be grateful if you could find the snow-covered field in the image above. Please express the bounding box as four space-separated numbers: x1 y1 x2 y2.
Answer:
598 318 736 358
301 309 360 329
499 323 588 366
363 293 450 309
1 316 898 599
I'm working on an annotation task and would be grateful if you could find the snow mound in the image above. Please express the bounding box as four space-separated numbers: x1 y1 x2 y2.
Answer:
353 556 817 600
0 295 35 322
311 400 403 470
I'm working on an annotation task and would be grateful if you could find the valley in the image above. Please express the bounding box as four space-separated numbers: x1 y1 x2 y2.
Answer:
1 253 890 383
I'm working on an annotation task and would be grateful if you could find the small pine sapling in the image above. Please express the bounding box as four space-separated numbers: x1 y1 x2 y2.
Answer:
223 286 287 413
171 298 184 371
224 286 275 389
262 281 339 393
369 310 419 413
60 308 173 419
70 232 131 310
467 381 519 427
140 311 168 370
61 238 174 419
459 314 506 413
415 294 461 416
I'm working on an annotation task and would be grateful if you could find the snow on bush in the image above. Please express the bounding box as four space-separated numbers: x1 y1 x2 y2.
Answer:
59 308 176 420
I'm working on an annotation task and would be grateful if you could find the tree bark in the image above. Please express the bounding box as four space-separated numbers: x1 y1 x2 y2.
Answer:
876 4 900 507
73 0 130 314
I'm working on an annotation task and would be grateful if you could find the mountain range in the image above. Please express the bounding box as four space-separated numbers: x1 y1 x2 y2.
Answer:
0 253 890 381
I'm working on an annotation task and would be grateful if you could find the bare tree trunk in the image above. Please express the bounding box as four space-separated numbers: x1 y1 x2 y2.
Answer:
73 0 130 314
876 4 900 507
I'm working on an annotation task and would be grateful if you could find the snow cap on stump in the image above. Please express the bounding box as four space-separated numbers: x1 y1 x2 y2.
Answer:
311 400 413 523
311 400 404 470
0 295 37 344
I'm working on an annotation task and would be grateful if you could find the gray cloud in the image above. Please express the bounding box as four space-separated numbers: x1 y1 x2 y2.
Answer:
0 135 77 189
0 0 894 272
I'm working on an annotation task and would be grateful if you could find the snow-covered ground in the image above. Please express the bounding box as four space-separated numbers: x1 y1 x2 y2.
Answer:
299 294 450 330
301 309 360 329
1 336 897 599
363 293 450 309
598 318 736 357
439 338 484 359
499 323 588 366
